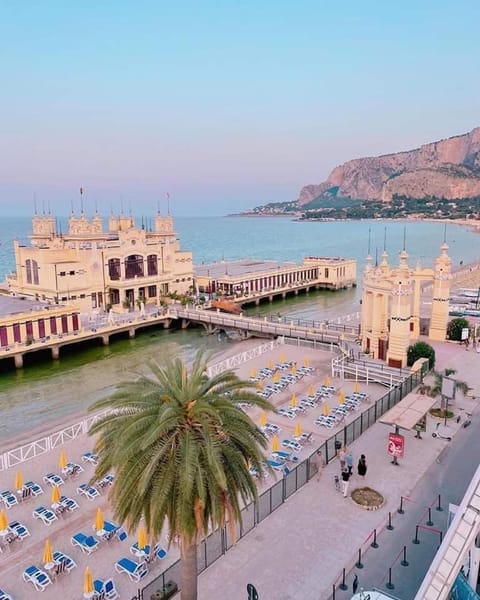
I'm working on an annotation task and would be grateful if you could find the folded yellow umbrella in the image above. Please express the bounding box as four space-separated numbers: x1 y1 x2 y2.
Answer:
291 365 297 375
273 372 280 383
290 393 297 408
279 353 286 362
59 450 67 469
256 381 264 391
339 390 345 404
323 375 330 386
308 384 315 396
354 381 360 393
294 422 302 437
14 471 23 491
259 411 267 427
95 508 104 532
250 368 257 378
137 525 148 551
43 539 53 565
0 510 8 531
84 567 94 595
51 485 61 504
323 402 330 417
267 360 273 369
271 435 280 452
303 356 310 367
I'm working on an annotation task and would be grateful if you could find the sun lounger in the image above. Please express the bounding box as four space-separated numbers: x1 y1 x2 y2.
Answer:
62 462 84 477
59 495 80 511
33 505 58 525
94 578 119 600
282 439 302 452
0 589 13 600
77 483 100 500
71 532 99 554
153 544 168 561
53 550 77 572
130 541 151 557
22 565 52 591
82 451 100 466
43 473 64 486
9 520 30 539
114 557 148 581
115 527 128 542
98 474 115 489
24 480 44 496
0 490 18 509
266 459 285 471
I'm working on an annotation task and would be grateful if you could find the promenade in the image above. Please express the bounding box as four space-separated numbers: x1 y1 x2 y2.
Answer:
197 338 480 600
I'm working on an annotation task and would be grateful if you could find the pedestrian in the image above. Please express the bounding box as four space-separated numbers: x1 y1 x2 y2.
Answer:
341 467 351 498
346 451 354 475
314 449 325 482
338 445 346 471
357 454 367 478
352 574 359 594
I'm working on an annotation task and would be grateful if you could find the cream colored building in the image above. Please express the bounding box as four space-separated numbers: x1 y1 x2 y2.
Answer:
6 211 193 312
360 243 452 367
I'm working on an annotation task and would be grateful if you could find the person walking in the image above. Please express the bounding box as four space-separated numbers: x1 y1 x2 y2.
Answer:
338 446 347 471
341 467 351 498
357 454 367 478
352 574 359 594
346 451 354 475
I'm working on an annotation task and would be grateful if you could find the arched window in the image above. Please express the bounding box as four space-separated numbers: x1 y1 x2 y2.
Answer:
108 258 121 280
125 255 144 279
26 260 32 284
147 254 158 276
32 260 39 285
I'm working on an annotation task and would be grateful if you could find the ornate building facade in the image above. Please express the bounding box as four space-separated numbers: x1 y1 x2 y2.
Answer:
6 211 193 312
360 243 452 367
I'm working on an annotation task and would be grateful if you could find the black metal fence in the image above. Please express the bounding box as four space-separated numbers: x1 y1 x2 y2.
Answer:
137 367 425 600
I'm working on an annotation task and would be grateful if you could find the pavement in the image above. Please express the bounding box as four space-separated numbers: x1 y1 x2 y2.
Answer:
197 339 480 600
0 337 478 600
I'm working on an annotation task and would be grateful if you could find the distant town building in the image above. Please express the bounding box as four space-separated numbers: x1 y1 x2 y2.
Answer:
360 243 451 367
6 211 193 312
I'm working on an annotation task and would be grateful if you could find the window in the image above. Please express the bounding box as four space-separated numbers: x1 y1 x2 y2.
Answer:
69 270 75 276
108 258 121 280
26 321 33 337
0 326 7 347
25 260 32 284
61 315 68 334
13 323 21 343
60 271 66 277
148 285 157 298
50 317 57 335
38 318 45 339
110 289 120 305
125 255 144 279
147 254 158 276
325 268 329 278
91 293 97 309
72 314 79 331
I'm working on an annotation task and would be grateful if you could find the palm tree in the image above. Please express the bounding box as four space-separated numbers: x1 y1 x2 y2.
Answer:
423 368 470 416
88 350 273 600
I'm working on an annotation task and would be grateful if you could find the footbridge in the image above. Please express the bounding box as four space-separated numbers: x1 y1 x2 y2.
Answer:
167 307 359 344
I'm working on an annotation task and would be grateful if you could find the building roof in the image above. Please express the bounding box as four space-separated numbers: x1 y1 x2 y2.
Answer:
194 259 297 279
0 295 58 318
378 393 438 430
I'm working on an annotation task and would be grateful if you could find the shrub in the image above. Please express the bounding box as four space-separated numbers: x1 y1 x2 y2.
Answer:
447 317 470 341
407 341 435 369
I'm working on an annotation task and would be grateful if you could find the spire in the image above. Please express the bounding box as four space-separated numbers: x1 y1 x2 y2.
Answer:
33 193 37 216
367 227 371 257
80 187 84 214
403 225 407 251
383 226 387 252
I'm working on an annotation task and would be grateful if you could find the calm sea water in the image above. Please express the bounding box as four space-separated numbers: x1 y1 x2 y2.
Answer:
0 216 478 437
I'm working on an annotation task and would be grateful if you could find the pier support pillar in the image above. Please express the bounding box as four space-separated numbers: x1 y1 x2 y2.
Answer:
14 354 24 369
162 319 172 329
255 299 260 306
282 292 286 299
268 295 273 303
181 319 190 330
101 334 110 346
128 328 136 339
295 290 299 296
51 346 60 360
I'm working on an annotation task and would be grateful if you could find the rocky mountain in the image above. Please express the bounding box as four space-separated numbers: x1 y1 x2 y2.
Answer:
297 127 480 206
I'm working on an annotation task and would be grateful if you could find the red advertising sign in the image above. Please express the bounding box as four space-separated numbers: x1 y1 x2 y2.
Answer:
388 433 405 458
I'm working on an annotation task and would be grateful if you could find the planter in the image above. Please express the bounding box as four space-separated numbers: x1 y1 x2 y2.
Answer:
351 487 385 511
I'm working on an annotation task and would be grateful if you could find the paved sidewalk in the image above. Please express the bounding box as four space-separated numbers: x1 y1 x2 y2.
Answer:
197 340 480 600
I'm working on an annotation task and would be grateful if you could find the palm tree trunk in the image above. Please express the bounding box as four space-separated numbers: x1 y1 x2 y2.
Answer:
180 541 198 600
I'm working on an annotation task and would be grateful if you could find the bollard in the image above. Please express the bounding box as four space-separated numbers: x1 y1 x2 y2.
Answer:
387 512 394 531
371 529 379 549
426 507 434 527
339 568 348 591
385 568 395 590
401 545 409 567
436 494 444 512
397 496 405 515
356 548 364 569
332 584 336 600
413 525 420 544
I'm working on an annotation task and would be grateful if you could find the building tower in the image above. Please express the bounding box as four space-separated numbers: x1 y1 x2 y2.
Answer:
429 242 452 341
386 250 413 368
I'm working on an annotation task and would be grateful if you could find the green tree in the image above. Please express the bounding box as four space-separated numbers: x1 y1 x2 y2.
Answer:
88 351 272 600
447 317 470 341
407 341 436 369
424 368 470 417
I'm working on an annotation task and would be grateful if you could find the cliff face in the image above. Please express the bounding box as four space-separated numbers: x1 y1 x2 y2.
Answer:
297 127 480 205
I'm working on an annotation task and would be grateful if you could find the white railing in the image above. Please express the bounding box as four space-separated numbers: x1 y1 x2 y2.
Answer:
0 409 110 472
206 339 284 378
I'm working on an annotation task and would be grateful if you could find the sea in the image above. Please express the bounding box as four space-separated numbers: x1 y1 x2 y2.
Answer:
0 215 478 438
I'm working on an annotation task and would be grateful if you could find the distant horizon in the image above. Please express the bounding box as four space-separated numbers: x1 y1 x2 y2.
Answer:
1 1 479 216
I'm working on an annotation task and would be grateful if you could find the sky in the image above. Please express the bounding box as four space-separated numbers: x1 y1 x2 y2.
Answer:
1 0 479 217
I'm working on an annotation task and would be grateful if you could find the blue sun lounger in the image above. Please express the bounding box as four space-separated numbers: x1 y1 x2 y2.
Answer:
71 532 99 554
0 589 13 600
22 565 52 591
114 557 148 581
